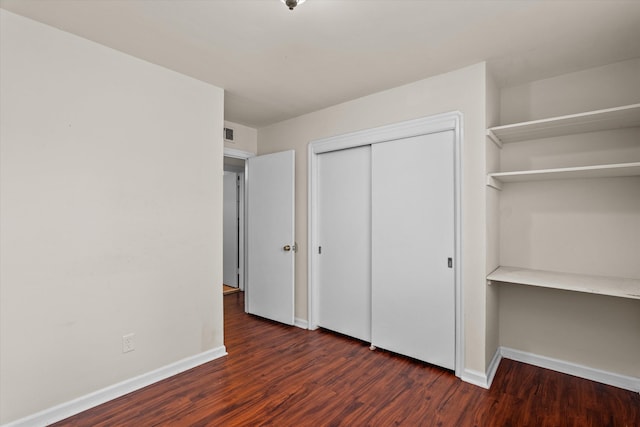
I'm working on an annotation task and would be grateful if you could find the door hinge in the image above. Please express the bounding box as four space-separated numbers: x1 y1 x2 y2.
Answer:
448 257 453 268
318 246 322 254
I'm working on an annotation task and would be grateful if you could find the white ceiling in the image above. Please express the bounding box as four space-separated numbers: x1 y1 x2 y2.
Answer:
2 0 640 128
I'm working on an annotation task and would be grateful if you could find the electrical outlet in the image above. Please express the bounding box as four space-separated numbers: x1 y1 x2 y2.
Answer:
122 333 135 353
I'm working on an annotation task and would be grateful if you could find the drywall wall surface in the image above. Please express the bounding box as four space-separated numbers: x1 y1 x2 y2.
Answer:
224 156 246 172
0 10 224 423
500 285 640 378
498 59 640 378
258 62 489 374
499 178 640 279
485 70 501 368
224 120 257 154
500 58 640 124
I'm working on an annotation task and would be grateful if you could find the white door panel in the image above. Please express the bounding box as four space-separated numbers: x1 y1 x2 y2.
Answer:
318 146 371 342
223 172 238 287
371 131 455 369
246 150 295 325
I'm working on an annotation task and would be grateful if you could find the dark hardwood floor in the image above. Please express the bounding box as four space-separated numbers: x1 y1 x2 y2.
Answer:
52 292 640 426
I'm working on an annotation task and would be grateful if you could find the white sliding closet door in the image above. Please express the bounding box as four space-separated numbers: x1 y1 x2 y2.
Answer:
371 131 455 369
318 146 371 341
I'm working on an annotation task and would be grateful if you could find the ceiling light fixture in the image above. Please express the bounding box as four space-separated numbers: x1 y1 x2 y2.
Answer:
281 0 306 11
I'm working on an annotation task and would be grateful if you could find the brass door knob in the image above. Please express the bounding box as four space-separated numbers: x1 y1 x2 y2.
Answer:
283 245 291 251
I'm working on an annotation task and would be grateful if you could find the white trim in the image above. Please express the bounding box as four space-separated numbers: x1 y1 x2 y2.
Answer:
237 172 246 291
2 347 227 427
244 159 249 311
294 317 309 330
307 143 317 330
461 368 491 389
500 347 640 393
307 111 464 378
223 147 255 159
461 348 502 389
453 114 464 380
309 115 459 155
486 129 503 149
486 175 503 191
486 347 503 387
222 146 253 303
461 346 640 393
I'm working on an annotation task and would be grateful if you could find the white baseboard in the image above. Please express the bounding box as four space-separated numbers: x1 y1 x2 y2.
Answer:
500 347 640 393
2 346 227 427
460 346 639 394
486 347 503 387
294 317 309 329
460 368 490 389
461 347 502 389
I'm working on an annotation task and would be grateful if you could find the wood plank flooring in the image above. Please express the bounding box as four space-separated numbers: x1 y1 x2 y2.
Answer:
223 284 241 295
52 292 640 426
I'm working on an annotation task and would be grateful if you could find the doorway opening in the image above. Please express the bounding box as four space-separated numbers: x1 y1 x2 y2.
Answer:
223 157 244 293
222 148 253 296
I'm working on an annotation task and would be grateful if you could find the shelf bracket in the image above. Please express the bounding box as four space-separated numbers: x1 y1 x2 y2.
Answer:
486 129 503 149
486 175 503 191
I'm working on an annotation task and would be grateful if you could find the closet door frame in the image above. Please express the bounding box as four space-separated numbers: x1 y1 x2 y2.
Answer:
307 111 464 377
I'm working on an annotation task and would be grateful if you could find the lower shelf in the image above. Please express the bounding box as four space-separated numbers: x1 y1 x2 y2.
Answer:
487 266 640 300
486 162 640 190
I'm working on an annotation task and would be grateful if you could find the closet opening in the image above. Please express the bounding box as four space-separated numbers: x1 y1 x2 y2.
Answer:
308 111 463 377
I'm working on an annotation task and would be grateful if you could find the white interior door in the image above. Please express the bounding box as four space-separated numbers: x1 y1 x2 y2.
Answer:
223 171 239 287
318 146 371 342
371 131 455 369
246 150 295 325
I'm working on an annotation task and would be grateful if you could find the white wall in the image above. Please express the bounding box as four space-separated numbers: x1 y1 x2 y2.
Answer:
498 58 640 377
500 59 640 124
224 120 257 154
485 70 501 368
0 11 225 424
257 63 491 376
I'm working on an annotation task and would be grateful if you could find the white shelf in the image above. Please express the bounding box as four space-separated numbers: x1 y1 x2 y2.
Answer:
486 162 640 190
487 103 640 145
487 266 640 300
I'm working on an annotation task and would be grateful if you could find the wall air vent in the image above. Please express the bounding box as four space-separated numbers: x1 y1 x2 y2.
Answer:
224 127 234 142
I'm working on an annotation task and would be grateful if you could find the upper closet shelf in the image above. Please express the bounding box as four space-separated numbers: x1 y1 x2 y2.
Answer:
487 103 640 145
487 266 640 300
